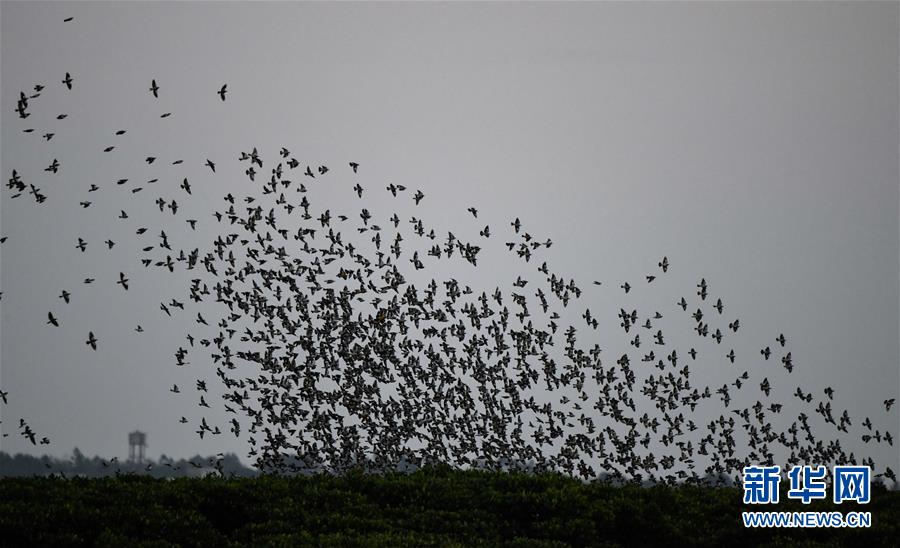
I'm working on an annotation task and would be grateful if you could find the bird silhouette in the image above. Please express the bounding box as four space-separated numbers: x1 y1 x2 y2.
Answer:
659 256 669 272
85 332 98 350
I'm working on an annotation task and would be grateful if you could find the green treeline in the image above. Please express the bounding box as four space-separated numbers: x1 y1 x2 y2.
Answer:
1 466 897 546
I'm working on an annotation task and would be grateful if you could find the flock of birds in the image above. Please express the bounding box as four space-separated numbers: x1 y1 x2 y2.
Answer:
1 15 897 485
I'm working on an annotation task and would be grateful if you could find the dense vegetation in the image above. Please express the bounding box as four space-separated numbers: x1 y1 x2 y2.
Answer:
1 466 897 546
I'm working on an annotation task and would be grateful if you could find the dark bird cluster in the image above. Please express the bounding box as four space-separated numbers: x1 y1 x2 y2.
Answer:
2 22 896 486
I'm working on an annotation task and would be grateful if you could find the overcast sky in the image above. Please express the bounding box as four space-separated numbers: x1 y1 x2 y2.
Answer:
1 2 897 472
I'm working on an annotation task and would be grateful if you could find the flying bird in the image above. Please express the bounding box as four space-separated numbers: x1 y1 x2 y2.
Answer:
86 332 98 351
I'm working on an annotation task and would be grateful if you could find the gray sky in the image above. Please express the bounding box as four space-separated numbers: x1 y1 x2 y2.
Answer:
1 1 897 472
